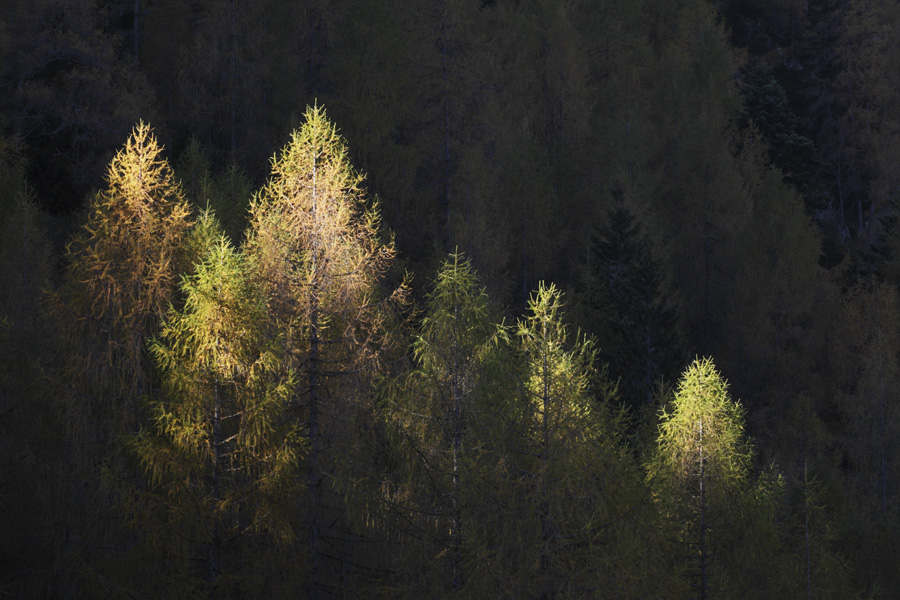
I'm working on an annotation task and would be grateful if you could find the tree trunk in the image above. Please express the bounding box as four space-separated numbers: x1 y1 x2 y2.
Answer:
209 378 222 593
308 147 323 600
451 296 463 592
698 418 708 600
539 317 552 600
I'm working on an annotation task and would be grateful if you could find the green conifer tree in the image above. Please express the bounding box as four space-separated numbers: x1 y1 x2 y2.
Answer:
130 223 299 597
385 251 509 596
648 358 781 600
245 105 404 598
504 283 653 599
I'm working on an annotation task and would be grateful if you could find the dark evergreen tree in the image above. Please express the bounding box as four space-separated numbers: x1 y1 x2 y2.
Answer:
738 61 825 211
583 205 682 409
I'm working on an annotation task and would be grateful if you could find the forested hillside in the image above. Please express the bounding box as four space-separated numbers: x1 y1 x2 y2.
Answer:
2 0 900 597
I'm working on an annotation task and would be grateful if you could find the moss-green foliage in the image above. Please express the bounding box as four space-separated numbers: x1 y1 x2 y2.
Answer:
502 284 656 599
129 230 300 596
8 0 900 584
383 252 509 597
649 358 783 599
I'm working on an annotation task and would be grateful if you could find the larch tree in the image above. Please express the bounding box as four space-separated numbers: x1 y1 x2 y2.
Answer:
130 224 299 597
245 104 403 598
176 138 254 244
505 283 652 599
47 121 191 595
725 149 835 448
648 357 780 600
54 121 191 439
386 251 507 596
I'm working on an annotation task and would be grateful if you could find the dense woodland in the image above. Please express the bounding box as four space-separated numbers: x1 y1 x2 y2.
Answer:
3 0 900 597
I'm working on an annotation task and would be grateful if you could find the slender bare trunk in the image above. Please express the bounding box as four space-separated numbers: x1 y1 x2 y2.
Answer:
878 333 888 515
209 379 222 593
699 419 708 600
308 145 323 600
539 317 551 600
450 293 463 591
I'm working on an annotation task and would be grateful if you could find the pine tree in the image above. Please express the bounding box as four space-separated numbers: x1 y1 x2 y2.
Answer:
245 104 403 598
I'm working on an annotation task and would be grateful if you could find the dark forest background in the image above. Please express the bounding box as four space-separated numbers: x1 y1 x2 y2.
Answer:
3 0 900 597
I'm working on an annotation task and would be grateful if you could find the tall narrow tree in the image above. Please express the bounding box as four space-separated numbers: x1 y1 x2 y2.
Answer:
54 120 191 448
648 358 779 599
48 121 191 594
505 283 654 598
387 251 506 595
245 105 402 598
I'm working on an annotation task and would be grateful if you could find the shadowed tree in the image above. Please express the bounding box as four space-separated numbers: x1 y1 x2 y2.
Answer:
583 205 683 409
494 283 658 599
385 251 508 596
0 130 56 597
47 121 192 594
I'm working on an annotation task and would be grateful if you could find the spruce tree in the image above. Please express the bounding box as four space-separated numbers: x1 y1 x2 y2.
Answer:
584 205 682 409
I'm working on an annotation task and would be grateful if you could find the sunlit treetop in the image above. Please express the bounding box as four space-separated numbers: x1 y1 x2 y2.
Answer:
246 104 398 326
655 357 751 486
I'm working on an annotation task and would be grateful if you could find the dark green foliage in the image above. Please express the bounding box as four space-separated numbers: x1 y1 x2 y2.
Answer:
738 62 825 210
584 206 683 409
5 0 900 595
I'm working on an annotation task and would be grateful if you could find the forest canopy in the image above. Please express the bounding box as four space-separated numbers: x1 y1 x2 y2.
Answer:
2 0 900 597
